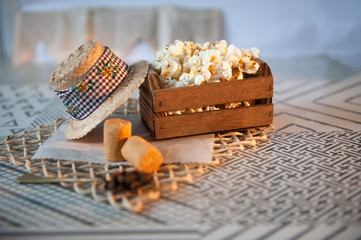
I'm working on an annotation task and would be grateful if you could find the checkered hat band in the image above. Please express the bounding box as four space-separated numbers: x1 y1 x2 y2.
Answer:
55 47 130 120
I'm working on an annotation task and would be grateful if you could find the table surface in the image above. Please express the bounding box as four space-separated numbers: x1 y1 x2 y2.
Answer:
0 55 360 240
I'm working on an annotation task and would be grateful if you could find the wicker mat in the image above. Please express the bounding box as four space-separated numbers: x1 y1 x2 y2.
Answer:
0 99 274 212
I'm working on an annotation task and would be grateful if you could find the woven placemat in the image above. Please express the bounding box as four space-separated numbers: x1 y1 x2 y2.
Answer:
0 99 274 212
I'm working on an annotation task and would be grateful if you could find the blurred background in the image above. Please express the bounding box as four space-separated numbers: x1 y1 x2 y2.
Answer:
0 0 360 84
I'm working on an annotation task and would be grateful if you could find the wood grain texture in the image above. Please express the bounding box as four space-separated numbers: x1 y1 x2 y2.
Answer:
141 67 162 93
139 95 155 134
139 59 274 139
152 75 273 112
153 104 273 139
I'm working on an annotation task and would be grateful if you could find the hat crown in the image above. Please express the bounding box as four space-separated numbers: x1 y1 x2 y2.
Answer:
49 41 105 91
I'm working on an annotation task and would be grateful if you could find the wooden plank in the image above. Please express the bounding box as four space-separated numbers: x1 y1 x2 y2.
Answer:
140 67 162 92
152 75 273 112
139 93 154 120
139 86 154 108
153 104 274 139
139 97 155 135
139 97 154 123
139 69 152 92
149 69 162 90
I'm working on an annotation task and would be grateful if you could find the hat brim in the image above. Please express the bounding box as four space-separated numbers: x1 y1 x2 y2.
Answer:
65 60 149 140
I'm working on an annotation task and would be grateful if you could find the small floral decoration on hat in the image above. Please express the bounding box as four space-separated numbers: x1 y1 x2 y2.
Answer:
97 60 120 79
65 100 79 117
70 81 96 99
77 81 88 92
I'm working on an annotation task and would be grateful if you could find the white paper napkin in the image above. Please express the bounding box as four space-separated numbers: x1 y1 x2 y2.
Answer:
32 114 214 165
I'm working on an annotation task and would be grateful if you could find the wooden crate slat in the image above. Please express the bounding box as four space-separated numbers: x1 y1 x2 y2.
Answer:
153 75 273 113
139 99 154 127
139 86 154 108
139 96 155 134
153 104 273 139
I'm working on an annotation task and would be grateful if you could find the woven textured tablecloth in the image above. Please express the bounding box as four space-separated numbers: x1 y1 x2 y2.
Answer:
0 55 360 239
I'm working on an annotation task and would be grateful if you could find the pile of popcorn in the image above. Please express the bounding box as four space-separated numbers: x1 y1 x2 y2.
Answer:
150 40 260 89
150 40 261 115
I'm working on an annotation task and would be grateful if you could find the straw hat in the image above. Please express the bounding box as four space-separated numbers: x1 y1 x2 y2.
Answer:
49 41 148 139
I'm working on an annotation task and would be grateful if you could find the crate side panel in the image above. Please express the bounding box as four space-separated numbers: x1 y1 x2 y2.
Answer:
139 96 155 126
139 97 156 136
154 104 274 139
139 86 154 107
153 76 273 113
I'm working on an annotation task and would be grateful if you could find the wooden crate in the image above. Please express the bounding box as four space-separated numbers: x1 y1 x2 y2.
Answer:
139 59 274 139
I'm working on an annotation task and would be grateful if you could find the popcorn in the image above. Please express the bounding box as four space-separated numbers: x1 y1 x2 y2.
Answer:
225 102 243 109
225 44 243 67
183 55 202 73
243 101 251 107
201 67 212 81
160 59 182 80
150 58 162 72
194 75 205 86
183 41 194 59
174 81 184 88
150 40 261 113
151 40 260 87
231 67 243 80
168 40 185 58
199 49 222 65
213 40 228 56
179 67 198 86
166 79 184 88
215 61 232 80
244 60 260 74
202 42 211 51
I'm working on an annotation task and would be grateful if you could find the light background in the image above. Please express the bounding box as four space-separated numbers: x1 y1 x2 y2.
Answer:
1 0 360 68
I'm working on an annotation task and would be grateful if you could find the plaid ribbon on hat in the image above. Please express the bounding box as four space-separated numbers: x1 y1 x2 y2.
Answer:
55 47 130 120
